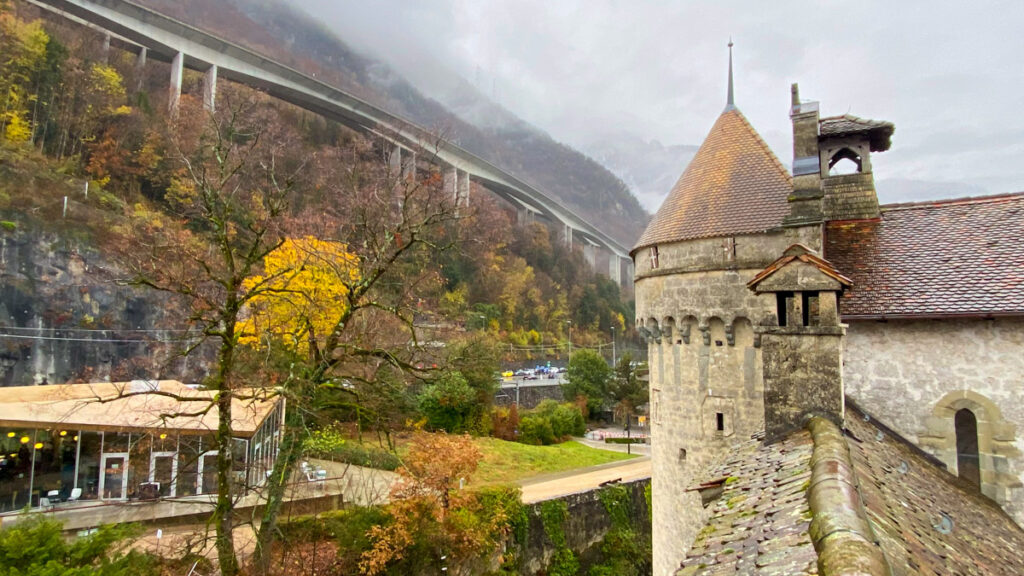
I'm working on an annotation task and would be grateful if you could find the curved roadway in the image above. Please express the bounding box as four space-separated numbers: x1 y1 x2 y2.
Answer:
33 0 630 260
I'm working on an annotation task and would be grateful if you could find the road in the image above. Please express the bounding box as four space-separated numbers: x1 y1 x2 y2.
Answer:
518 456 652 504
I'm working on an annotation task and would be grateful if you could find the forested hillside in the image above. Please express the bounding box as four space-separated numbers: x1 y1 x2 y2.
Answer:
0 1 632 386
132 0 650 246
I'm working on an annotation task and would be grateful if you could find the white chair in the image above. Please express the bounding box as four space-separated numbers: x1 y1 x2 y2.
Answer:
67 488 82 502
46 490 60 503
39 497 50 508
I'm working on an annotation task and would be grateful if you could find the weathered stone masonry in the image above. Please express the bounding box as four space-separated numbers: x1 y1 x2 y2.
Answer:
844 317 1024 523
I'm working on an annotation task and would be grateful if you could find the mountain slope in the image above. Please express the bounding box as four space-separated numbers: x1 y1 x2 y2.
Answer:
134 0 649 246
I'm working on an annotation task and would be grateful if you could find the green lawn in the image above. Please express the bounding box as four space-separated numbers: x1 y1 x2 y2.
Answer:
471 438 637 486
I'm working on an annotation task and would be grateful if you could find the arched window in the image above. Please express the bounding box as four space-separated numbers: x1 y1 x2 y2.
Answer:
828 147 862 175
955 408 981 488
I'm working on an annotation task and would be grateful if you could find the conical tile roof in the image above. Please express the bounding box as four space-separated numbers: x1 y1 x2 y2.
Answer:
633 108 792 253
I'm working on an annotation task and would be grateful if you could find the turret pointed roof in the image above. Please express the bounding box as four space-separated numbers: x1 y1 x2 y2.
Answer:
633 108 793 254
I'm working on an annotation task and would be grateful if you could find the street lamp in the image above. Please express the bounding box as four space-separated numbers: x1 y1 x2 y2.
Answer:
566 320 572 356
611 325 616 366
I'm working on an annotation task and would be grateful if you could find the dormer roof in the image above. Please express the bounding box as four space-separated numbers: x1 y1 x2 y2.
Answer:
747 244 853 292
632 108 792 254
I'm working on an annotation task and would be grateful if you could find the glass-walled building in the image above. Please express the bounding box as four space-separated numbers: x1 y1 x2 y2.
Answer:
0 380 283 512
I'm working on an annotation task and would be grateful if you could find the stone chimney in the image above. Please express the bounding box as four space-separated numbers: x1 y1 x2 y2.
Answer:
747 245 852 443
783 84 825 226
816 110 893 221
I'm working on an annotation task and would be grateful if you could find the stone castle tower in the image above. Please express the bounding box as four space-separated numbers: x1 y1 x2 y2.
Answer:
632 50 895 574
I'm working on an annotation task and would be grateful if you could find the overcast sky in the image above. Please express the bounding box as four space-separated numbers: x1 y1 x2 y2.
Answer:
300 1 1024 210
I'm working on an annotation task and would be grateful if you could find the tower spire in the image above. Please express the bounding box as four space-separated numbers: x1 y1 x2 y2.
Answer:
726 38 735 110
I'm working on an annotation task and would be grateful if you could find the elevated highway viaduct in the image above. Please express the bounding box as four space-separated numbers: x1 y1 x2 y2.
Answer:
31 0 634 285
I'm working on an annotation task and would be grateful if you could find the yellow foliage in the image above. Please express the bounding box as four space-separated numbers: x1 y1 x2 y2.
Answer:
239 236 360 354
3 111 31 142
0 14 47 143
165 176 197 208
88 63 126 104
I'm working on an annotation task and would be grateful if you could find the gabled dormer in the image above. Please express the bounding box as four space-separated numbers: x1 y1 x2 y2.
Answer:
748 244 852 328
748 244 853 443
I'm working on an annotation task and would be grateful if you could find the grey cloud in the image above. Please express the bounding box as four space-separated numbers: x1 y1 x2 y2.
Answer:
295 0 1024 211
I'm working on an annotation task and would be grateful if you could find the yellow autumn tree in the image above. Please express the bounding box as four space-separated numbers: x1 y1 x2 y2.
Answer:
239 236 360 355
0 12 48 143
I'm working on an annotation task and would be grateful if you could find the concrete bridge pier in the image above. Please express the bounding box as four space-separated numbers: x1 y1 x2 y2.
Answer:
563 224 573 248
517 207 535 225
458 170 471 207
444 167 458 203
101 33 110 64
202 64 217 112
134 47 147 92
169 51 183 113
583 243 597 269
403 151 417 181
609 254 622 286
388 145 402 179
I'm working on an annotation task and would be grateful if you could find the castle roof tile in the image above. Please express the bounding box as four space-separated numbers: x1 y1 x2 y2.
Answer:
633 109 792 254
676 403 1024 575
826 192 1024 318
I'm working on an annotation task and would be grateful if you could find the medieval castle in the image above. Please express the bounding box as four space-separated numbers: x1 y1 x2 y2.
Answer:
632 59 1024 574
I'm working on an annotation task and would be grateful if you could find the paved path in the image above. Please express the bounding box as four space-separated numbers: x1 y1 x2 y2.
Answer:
518 456 651 504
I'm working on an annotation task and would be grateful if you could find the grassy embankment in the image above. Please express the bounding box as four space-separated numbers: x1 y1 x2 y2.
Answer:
471 437 636 485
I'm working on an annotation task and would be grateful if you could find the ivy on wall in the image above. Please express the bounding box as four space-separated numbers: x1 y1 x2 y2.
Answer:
540 499 580 576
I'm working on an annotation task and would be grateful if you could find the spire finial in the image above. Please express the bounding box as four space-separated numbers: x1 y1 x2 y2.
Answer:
726 38 735 110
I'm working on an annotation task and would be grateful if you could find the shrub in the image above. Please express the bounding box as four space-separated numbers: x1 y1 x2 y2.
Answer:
605 437 646 445
534 399 585 438
564 349 612 417
516 401 584 445
491 404 520 441
518 414 555 445
304 427 401 471
418 371 477 433
279 506 392 572
0 514 157 575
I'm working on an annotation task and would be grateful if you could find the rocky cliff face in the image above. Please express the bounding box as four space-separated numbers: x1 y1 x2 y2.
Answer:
0 223 207 387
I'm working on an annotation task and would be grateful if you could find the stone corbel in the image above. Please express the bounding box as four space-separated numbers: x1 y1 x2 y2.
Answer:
649 325 663 344
700 326 711 346
725 324 735 346
680 323 691 345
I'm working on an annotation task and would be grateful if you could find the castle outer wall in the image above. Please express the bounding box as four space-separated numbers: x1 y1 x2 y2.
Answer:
844 317 1024 524
634 225 820 576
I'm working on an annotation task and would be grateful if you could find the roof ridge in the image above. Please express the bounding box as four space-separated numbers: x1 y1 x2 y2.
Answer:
806 417 891 575
881 191 1024 211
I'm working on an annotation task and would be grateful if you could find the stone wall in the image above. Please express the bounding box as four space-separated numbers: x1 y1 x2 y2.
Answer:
493 381 564 410
633 224 820 575
844 317 1024 524
519 478 651 575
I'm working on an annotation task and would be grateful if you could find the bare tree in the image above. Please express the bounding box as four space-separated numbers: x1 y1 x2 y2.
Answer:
118 89 306 576
249 130 463 574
